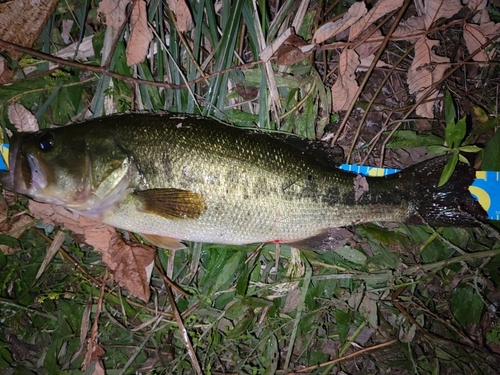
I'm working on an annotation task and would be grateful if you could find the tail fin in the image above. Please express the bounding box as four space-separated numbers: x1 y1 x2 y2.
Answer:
402 156 487 227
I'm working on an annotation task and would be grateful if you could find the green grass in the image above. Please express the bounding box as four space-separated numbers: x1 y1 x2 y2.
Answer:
1 0 500 373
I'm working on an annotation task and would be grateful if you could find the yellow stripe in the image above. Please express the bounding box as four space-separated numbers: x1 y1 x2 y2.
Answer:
0 145 8 169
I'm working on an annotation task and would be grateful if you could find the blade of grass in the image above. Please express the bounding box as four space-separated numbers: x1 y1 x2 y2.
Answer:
203 0 244 116
283 253 312 370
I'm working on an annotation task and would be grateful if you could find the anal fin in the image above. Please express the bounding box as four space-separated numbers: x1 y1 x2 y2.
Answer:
285 228 353 251
140 233 186 250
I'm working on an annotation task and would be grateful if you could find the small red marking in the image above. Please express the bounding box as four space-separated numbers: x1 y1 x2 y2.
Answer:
271 239 283 243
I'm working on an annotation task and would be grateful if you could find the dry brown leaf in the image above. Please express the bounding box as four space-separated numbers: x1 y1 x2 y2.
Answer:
282 285 301 313
354 175 369 202
464 22 500 64
234 83 259 100
349 0 404 40
392 16 426 39
35 231 65 280
91 360 106 375
466 0 488 11
29 201 155 302
276 32 310 65
8 104 38 132
358 54 390 72
97 0 129 28
126 0 153 66
0 215 33 255
312 2 367 44
479 8 492 24
0 195 8 231
83 347 105 373
418 0 463 30
166 0 194 32
54 36 95 62
276 45 308 65
260 28 293 62
394 0 462 39
332 48 360 112
408 38 451 118
284 33 308 48
0 0 59 59
0 55 12 84
104 234 155 301
353 25 383 58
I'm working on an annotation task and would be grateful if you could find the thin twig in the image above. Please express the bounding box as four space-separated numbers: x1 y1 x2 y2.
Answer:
165 276 203 375
331 0 412 153
153 262 190 297
0 38 262 91
283 339 399 374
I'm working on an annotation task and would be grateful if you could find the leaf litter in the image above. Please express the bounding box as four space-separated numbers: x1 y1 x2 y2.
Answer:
1 0 500 373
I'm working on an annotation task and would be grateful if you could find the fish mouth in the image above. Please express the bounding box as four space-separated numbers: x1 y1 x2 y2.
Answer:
0 134 47 197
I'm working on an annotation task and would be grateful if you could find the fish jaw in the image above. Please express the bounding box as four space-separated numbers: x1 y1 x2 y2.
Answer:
1 134 49 201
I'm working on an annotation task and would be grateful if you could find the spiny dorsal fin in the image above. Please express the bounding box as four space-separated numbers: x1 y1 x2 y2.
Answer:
135 188 206 220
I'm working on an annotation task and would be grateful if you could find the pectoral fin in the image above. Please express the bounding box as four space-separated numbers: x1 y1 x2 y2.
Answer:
135 188 206 220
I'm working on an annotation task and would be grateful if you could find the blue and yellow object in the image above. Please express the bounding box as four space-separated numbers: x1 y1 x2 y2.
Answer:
0 144 8 170
0 144 496 220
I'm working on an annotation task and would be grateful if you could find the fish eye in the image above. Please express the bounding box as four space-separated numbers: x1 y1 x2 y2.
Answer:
38 132 55 151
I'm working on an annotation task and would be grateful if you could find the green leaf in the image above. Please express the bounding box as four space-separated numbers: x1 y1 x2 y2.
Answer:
211 251 246 294
236 263 251 296
404 225 453 263
0 347 13 368
261 333 279 375
426 145 450 155
445 116 467 149
386 130 443 149
458 153 469 164
482 129 500 171
0 250 6 269
458 145 482 153
486 327 500 344
335 245 367 265
359 224 410 248
226 312 254 339
451 284 484 327
335 309 351 343
244 68 302 89
0 234 19 248
295 94 317 139
224 109 259 127
438 152 459 187
44 337 62 373
444 91 456 129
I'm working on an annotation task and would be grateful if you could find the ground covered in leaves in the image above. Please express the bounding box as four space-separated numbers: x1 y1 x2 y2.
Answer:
1 0 500 374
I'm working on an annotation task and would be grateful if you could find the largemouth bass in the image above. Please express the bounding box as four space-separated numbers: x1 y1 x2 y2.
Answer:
0 113 487 250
